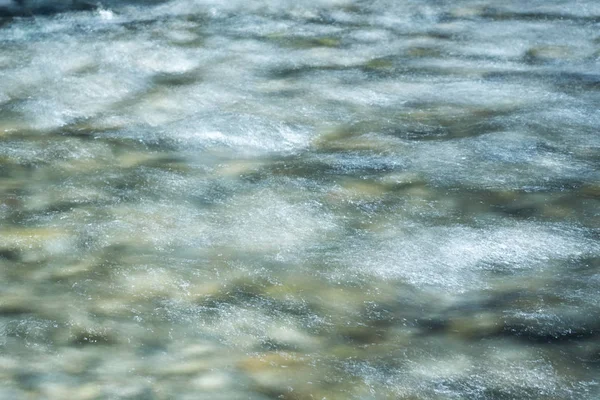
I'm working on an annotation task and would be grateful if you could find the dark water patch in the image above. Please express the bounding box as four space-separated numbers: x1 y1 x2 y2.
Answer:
244 154 387 182
405 45 444 59
390 107 514 141
188 182 235 207
70 328 119 347
198 280 270 310
55 120 127 139
266 64 348 80
480 7 600 24
316 104 518 143
414 286 600 344
0 298 35 316
523 46 575 65
362 57 396 73
336 324 387 345
0 248 20 261
266 58 490 82
151 70 202 87
0 156 37 178
502 321 600 345
484 70 600 92
0 14 14 26
0 0 96 17
197 283 317 322
266 34 342 49
0 0 169 17
436 187 591 222
566 256 600 274
14 371 42 390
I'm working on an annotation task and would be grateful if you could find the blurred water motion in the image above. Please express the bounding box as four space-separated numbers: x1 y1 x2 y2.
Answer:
1 1 599 399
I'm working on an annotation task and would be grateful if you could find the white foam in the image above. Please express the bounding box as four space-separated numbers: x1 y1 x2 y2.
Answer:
343 222 599 292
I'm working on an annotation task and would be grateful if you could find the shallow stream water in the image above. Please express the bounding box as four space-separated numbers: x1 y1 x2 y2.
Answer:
1 1 600 399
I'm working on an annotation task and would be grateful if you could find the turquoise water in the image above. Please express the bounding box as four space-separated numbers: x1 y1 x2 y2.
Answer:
1 1 599 399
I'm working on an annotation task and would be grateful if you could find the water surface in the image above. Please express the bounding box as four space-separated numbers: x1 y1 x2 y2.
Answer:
1 1 600 399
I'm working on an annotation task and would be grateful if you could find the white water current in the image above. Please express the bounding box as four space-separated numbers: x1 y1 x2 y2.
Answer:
1 1 599 399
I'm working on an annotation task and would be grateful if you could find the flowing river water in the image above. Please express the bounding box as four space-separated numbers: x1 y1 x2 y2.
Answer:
1 1 600 399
